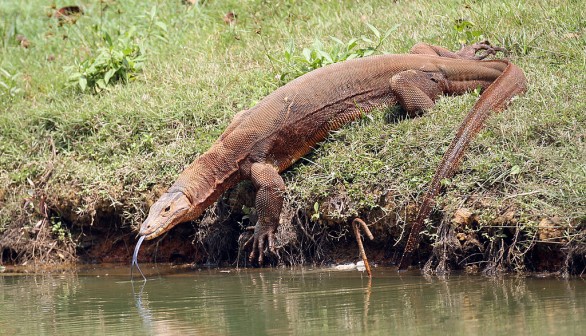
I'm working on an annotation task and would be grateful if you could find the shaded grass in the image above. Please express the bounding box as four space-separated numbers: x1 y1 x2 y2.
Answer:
0 0 584 271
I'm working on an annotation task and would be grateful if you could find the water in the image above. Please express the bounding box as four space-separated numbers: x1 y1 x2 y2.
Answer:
0 265 584 335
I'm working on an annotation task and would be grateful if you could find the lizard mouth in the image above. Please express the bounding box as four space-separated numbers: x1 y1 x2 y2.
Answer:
140 225 165 240
140 215 175 240
139 191 192 239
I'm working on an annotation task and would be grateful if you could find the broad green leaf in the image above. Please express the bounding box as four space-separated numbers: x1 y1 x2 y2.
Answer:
68 72 82 80
155 21 167 32
103 32 112 46
383 24 400 39
361 36 374 44
286 40 295 55
317 50 333 64
366 23 380 39
79 77 87 91
330 37 344 45
149 6 157 20
302 48 312 62
440 178 452 187
346 38 358 50
363 49 375 56
104 68 116 84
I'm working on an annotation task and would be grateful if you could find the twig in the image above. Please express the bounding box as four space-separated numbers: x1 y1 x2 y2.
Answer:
503 190 544 200
352 218 374 277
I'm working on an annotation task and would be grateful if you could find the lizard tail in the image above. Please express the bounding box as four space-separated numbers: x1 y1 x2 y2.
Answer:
398 61 527 270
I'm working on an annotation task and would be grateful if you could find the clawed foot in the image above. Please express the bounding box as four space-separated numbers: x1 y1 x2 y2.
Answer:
457 40 506 60
243 225 277 264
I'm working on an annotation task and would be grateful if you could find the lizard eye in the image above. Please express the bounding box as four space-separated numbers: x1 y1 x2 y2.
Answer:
164 206 171 212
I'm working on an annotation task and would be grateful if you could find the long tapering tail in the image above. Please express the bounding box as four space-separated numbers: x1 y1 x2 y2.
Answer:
398 61 527 270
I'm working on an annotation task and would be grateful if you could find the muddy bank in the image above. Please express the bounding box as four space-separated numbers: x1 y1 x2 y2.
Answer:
1 180 584 275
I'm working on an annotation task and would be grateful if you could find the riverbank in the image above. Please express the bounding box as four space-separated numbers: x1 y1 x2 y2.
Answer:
1 0 584 274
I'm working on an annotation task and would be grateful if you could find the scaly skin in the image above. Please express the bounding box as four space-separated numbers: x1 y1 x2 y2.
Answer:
138 42 527 266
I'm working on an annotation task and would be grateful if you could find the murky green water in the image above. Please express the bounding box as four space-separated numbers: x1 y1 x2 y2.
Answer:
0 265 584 335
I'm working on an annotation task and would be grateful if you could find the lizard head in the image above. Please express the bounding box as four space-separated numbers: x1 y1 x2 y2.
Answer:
138 148 237 240
139 190 198 240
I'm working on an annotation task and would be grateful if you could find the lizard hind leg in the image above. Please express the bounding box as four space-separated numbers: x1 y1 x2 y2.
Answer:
456 40 506 60
410 41 505 60
248 162 286 264
390 70 448 118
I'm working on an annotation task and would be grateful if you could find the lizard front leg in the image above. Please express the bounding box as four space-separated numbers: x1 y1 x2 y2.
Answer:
249 162 286 264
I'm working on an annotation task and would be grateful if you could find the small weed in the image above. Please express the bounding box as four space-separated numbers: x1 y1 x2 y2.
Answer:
50 218 71 242
63 5 168 93
311 202 320 221
453 19 483 45
0 67 21 97
272 24 398 82
137 6 169 44
65 30 145 93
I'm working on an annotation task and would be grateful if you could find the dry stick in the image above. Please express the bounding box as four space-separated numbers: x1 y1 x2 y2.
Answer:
352 218 374 277
362 276 372 331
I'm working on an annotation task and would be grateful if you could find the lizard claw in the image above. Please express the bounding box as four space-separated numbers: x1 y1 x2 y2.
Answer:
248 227 277 264
457 40 506 60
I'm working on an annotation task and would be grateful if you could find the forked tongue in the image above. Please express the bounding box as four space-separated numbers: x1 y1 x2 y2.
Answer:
131 235 147 281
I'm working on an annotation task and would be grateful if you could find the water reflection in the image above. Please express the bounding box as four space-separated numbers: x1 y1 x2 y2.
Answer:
132 281 153 330
1 267 585 335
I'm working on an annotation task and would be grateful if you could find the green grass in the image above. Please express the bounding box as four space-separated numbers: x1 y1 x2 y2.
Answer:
0 0 584 272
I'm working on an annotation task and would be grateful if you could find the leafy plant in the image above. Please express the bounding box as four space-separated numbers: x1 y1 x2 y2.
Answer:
453 19 483 45
311 202 320 221
273 24 398 82
64 5 169 93
65 30 145 93
50 217 71 242
137 6 169 44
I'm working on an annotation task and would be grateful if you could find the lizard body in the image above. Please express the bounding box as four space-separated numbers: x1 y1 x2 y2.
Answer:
138 42 527 265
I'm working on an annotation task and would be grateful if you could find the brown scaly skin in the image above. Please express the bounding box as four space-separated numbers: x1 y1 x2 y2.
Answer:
139 41 527 266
